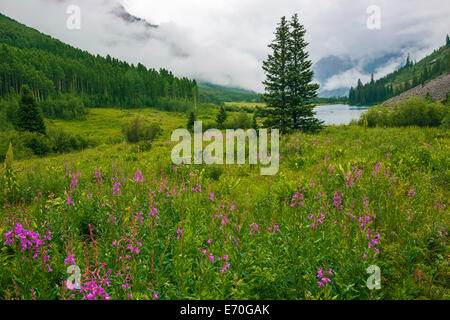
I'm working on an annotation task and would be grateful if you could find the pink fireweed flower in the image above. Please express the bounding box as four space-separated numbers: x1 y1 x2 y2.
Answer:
250 223 259 235
209 193 215 201
69 173 78 190
408 189 416 197
290 192 304 207
372 163 382 176
220 262 231 274
66 195 75 206
434 202 443 210
345 172 355 189
176 228 183 240
112 182 121 195
64 254 76 265
94 171 103 185
134 171 144 184
268 225 280 234
316 267 333 287
153 293 159 299
4 223 52 271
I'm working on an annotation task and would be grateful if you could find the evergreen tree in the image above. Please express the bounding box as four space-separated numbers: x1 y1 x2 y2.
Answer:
349 87 356 104
446 53 450 72
446 34 450 46
262 15 322 132
16 85 46 134
192 80 199 110
421 66 429 85
406 54 411 67
261 16 290 132
412 74 419 87
187 112 196 132
216 106 227 129
285 14 322 131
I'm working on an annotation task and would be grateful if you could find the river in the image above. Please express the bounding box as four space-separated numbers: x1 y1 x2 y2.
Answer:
314 104 370 125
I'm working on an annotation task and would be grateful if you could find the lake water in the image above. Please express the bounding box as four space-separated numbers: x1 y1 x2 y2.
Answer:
314 104 370 125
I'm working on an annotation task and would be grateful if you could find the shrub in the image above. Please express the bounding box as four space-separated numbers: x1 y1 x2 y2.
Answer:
224 111 252 129
362 97 448 127
122 116 161 143
47 128 90 153
202 120 217 132
0 128 92 161
18 131 52 156
39 94 87 120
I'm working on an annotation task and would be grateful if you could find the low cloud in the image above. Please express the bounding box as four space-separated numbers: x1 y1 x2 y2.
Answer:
323 56 404 91
1 0 449 93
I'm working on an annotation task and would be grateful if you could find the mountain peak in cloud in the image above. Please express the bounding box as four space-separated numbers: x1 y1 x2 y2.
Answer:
111 4 158 29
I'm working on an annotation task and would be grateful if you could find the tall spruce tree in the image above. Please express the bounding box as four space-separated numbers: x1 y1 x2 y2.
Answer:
262 15 322 132
187 112 196 132
286 14 322 131
261 16 290 132
16 85 46 134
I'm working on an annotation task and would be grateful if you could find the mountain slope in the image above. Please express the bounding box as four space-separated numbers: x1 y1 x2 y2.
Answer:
198 82 262 105
383 73 450 106
349 42 450 105
313 52 404 98
0 12 198 109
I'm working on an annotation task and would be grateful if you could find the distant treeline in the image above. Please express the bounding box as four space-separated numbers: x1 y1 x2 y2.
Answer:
198 82 262 105
312 96 349 104
0 13 199 109
349 39 450 105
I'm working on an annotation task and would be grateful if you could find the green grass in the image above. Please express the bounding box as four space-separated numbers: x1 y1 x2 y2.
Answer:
47 108 188 142
224 101 266 109
0 122 448 300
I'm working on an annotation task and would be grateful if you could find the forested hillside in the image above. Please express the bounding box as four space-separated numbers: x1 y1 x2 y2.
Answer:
198 82 262 105
0 13 199 109
349 37 450 105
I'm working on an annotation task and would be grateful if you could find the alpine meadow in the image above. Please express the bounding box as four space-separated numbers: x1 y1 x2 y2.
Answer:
0 1 449 305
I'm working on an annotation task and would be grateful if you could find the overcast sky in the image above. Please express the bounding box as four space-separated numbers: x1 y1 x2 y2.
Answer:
1 0 449 92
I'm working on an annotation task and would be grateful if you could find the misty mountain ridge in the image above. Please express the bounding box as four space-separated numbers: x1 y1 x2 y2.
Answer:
312 51 420 98
111 4 158 29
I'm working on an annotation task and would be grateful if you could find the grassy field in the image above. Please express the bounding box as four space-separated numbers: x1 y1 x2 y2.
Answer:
224 102 266 109
0 114 448 300
47 108 188 143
